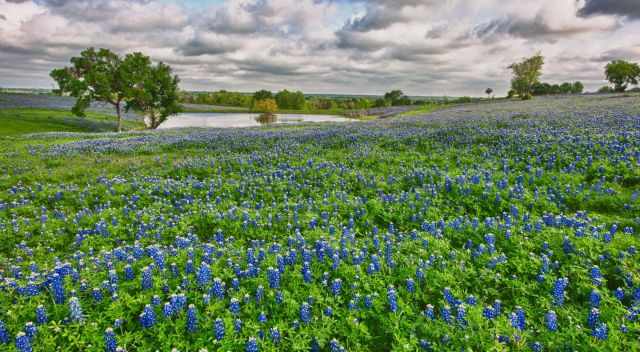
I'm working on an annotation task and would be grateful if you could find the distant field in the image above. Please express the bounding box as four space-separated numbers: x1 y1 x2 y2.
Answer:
0 109 143 135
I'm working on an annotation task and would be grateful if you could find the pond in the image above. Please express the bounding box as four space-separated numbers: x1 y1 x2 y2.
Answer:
158 113 351 129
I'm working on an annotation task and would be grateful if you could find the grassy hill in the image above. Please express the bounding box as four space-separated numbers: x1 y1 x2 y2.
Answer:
0 108 144 135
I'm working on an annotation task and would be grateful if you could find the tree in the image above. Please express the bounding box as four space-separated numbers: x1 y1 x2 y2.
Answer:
598 85 613 94
605 60 640 92
51 48 131 132
50 48 180 131
253 99 278 114
571 81 584 94
509 54 544 100
485 88 493 99
560 82 573 94
126 58 181 129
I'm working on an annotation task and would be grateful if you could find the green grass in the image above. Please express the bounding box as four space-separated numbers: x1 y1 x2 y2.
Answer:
0 108 144 135
396 103 445 117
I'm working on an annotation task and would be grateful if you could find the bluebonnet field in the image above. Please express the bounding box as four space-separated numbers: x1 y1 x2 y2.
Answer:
0 94 639 351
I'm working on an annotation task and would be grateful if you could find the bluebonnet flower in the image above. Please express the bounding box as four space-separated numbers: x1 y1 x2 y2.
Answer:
275 290 283 304
35 305 48 325
258 311 267 324
482 306 495 320
545 310 558 332
531 342 543 352
234 319 242 334
441 306 452 324
387 286 398 313
186 304 198 332
587 308 599 328
212 278 225 300
419 339 432 351
329 339 346 352
124 265 134 281
591 266 603 286
493 300 501 316
214 318 225 341
267 267 280 289
51 273 65 304
511 306 525 331
456 304 467 326
69 297 85 322
592 322 608 340
92 288 104 302
196 263 211 287
406 278 415 293
104 328 117 352
140 305 156 328
590 290 601 307
300 302 312 323
15 332 32 352
324 306 334 317
230 298 241 315
423 304 435 320
552 277 568 306
256 285 264 303
163 302 175 318
23 322 36 339
364 295 373 309
331 279 342 296
0 320 9 344
245 337 259 352
270 327 281 345
141 266 153 291
614 287 624 301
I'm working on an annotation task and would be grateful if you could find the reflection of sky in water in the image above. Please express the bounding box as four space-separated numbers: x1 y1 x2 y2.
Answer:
159 113 350 129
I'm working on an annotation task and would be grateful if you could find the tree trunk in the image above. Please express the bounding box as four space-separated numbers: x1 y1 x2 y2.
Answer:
116 102 122 132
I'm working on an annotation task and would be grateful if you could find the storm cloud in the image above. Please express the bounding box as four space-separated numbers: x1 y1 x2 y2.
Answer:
579 0 640 19
0 0 638 96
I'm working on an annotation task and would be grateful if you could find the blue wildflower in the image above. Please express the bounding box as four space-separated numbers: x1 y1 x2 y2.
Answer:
230 298 241 315
104 328 117 352
300 302 312 323
387 286 398 313
214 318 225 341
15 332 32 352
587 308 599 328
331 279 342 296
69 297 84 322
186 304 198 333
140 305 156 329
270 327 281 345
592 322 608 340
246 337 259 352
35 305 47 325
545 310 558 332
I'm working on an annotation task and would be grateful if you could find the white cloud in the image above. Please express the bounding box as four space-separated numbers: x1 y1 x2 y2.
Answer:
0 0 638 95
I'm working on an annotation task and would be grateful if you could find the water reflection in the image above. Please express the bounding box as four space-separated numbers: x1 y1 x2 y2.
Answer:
159 112 350 129
256 113 278 124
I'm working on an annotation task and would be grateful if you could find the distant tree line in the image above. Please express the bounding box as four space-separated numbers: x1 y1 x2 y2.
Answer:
180 89 432 112
508 53 640 100
531 81 584 96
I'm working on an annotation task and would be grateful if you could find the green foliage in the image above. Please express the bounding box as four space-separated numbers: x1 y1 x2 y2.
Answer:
605 60 640 92
50 48 180 131
126 60 181 129
532 81 583 96
275 89 306 110
179 90 252 107
252 98 278 113
509 54 545 100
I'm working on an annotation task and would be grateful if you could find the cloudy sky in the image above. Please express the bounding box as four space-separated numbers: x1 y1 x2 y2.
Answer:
1 0 640 96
